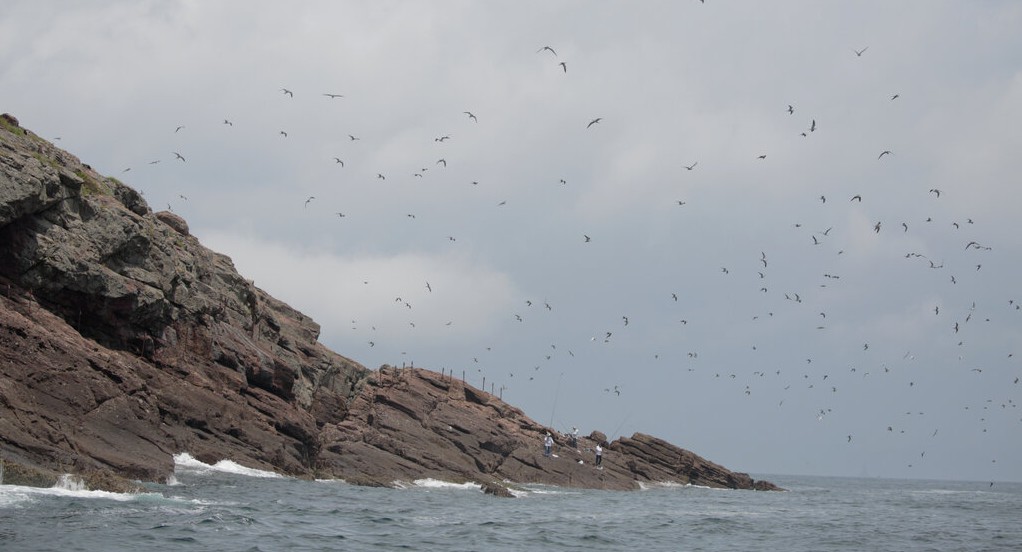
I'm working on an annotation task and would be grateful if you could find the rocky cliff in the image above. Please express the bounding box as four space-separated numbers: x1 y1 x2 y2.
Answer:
0 113 779 494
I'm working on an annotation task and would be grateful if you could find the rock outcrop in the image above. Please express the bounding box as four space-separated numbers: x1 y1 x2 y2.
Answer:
0 113 780 493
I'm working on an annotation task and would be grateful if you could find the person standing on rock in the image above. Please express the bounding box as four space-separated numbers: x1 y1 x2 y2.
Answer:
595 443 603 468
571 427 579 449
543 433 553 457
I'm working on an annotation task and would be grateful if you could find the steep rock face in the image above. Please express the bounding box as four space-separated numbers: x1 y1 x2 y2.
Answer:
0 115 779 493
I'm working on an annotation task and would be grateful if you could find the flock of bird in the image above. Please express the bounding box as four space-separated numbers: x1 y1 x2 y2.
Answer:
105 23 1019 481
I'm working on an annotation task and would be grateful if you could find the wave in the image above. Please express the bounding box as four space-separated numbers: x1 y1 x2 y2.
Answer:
391 478 482 491
0 474 160 507
637 481 718 491
172 453 283 479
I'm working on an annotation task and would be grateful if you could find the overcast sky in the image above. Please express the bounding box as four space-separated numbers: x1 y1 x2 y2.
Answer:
4 1 1021 483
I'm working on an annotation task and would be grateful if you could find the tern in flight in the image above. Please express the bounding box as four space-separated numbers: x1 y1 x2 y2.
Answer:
173 152 186 162
537 46 557 56
587 118 602 128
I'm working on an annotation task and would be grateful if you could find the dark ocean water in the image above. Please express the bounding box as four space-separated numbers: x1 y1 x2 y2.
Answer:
1 455 1020 551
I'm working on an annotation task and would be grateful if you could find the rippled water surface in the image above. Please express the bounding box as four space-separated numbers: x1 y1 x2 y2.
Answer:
2 459 1020 551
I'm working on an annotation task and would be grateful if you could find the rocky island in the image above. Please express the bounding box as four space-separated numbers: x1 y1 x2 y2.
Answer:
0 113 780 495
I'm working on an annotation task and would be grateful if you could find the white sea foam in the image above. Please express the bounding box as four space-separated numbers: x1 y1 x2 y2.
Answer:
392 478 482 491
638 480 719 491
0 476 158 507
172 453 283 479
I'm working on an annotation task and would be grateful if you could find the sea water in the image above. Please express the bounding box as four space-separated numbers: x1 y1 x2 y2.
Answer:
0 456 1020 551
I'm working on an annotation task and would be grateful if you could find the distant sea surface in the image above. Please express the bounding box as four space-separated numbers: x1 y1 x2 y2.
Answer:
2 455 1020 551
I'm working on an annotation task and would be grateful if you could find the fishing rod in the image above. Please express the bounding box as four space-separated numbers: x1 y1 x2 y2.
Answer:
548 372 563 428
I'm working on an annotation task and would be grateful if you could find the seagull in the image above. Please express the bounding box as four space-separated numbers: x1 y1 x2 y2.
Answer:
323 93 344 99
426 282 432 293
223 119 233 126
173 152 186 162
559 61 567 73
305 196 315 208
584 235 591 243
587 117 602 128
377 173 386 180
874 221 882 233
684 162 698 171
851 194 862 202
878 150 892 159
810 119 816 132
349 134 360 141
333 158 344 166
280 130 288 137
854 46 869 57
281 88 294 97
929 188 941 198
437 158 447 167
464 111 477 122
890 93 900 101
174 125 185 133
787 105 794 114
537 46 557 56
757 154 767 159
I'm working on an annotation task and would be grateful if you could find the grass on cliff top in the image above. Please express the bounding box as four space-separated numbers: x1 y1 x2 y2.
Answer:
0 115 26 136
75 168 110 196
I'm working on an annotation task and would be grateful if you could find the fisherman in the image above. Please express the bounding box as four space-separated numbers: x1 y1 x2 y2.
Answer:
543 433 553 457
595 443 603 468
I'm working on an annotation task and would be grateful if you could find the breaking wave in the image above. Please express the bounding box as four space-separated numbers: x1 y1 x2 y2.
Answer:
172 453 283 479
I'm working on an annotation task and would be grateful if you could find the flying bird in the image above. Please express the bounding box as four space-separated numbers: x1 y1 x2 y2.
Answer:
223 119 233 126
854 46 869 57
878 150 892 159
464 111 477 122
587 118 602 128
304 196 315 208
787 105 794 114
559 61 567 73
174 125 185 133
684 162 698 171
584 235 591 243
280 130 288 137
349 134 360 141
323 93 344 99
333 158 344 166
281 88 294 97
173 152 186 162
